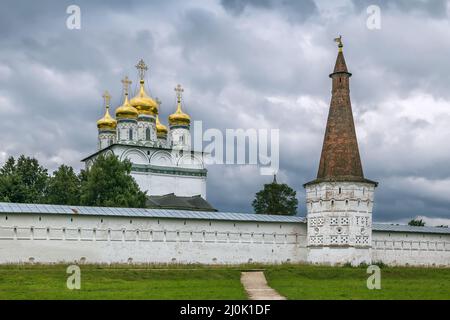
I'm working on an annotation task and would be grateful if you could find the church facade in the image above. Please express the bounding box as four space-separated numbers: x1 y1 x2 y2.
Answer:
0 41 449 266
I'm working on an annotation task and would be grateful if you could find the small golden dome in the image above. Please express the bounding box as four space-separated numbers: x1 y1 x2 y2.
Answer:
156 115 168 137
97 106 117 130
130 80 158 116
168 84 190 127
115 76 138 119
97 91 117 130
115 93 138 119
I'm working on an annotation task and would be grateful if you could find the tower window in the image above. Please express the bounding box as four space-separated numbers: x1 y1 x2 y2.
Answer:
129 129 133 140
145 128 151 141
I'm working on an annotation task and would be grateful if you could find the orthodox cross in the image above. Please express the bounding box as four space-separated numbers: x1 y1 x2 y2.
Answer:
102 90 111 109
135 59 148 80
174 84 184 103
121 76 132 95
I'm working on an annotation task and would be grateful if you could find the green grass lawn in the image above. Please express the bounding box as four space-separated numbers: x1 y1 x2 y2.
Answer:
0 264 247 300
265 264 450 300
0 264 449 300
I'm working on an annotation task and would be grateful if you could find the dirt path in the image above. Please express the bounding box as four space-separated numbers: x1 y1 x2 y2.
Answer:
240 271 286 300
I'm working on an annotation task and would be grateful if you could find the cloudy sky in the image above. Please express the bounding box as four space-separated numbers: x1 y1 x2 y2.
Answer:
1 0 450 224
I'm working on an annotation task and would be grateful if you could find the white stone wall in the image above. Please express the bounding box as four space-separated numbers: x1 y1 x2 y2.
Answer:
372 231 450 267
137 116 157 145
0 212 449 266
117 121 138 144
169 127 191 149
305 181 376 265
0 213 308 264
132 172 206 198
98 132 116 150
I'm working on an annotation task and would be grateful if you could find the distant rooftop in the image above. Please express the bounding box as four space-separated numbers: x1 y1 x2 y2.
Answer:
146 193 217 212
372 223 450 235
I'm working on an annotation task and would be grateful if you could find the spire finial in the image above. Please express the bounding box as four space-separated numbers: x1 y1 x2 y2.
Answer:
102 90 111 109
334 35 343 52
273 174 277 184
174 84 184 103
135 59 148 81
121 76 132 95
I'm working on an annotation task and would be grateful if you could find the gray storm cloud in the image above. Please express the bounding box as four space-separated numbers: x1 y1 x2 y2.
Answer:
0 0 449 224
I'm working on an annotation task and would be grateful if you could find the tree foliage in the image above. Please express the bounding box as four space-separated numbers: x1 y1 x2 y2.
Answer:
0 154 147 208
45 165 81 205
80 154 147 208
0 155 49 203
252 177 298 216
408 219 425 227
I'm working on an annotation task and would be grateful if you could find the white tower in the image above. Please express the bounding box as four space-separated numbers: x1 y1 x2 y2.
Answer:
115 76 138 145
96 91 117 150
168 84 191 150
304 37 378 266
130 59 158 146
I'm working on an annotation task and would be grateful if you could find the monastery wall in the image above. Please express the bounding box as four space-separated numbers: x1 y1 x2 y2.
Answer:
1 212 449 266
0 213 308 264
371 230 450 267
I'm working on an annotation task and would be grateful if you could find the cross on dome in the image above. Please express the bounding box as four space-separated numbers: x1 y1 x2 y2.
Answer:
121 76 132 95
102 90 111 108
174 84 184 103
135 59 148 80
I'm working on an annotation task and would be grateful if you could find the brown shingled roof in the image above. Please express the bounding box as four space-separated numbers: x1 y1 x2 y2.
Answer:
305 46 377 187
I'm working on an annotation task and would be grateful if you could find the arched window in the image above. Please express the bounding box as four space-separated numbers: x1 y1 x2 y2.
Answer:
129 128 133 140
145 128 151 141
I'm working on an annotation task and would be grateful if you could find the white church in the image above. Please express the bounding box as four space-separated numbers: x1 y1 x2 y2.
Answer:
0 41 449 266
82 59 207 200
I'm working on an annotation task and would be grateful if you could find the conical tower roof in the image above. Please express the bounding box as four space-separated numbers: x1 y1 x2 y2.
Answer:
305 37 377 186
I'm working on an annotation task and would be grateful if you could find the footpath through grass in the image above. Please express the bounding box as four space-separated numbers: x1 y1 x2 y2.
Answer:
265 264 450 300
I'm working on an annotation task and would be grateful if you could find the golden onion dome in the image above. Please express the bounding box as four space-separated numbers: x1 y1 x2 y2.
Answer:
115 93 138 119
97 106 117 130
129 80 158 116
168 84 191 127
156 115 168 137
97 91 117 130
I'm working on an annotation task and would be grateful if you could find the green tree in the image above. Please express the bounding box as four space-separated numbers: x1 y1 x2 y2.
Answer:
0 155 49 203
45 165 81 205
408 219 425 227
252 175 298 216
80 154 147 208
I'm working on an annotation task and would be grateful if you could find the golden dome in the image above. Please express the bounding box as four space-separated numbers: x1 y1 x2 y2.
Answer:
168 84 190 127
130 80 158 116
97 106 117 130
156 115 168 137
115 93 138 119
115 76 138 119
97 91 117 130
